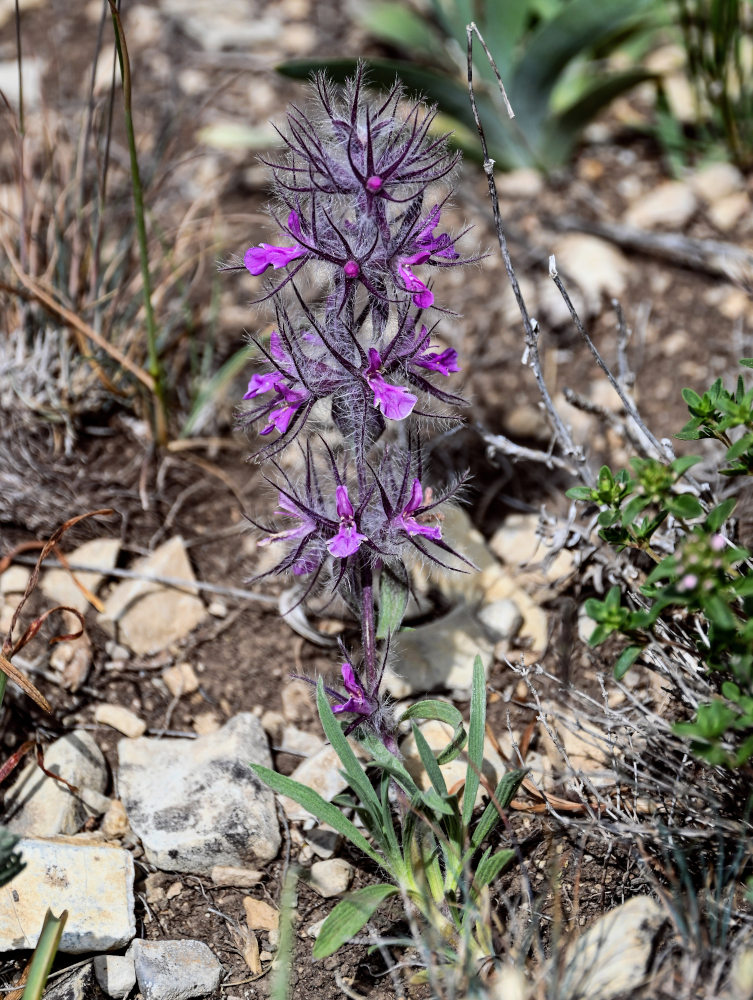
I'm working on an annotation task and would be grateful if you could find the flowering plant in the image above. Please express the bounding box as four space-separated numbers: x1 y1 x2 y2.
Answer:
232 67 526 981
231 66 475 748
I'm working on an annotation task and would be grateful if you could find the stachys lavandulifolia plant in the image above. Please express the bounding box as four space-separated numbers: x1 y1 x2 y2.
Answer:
231 64 474 754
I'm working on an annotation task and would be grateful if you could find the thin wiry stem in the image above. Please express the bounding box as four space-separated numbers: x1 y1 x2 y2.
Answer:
108 0 168 443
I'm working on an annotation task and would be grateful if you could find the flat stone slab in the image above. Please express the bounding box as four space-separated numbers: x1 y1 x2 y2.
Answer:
0 837 135 953
99 537 205 655
118 714 280 874
130 939 222 1000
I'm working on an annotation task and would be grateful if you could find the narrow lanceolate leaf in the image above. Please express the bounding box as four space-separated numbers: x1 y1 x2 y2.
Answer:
376 563 409 640
315 680 381 820
412 722 448 798
474 847 516 889
471 768 528 851
312 884 399 959
400 700 467 764
462 656 486 827
249 764 384 868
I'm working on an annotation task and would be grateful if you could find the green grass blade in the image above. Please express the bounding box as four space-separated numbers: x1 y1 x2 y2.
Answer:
312 884 399 959
474 847 516 889
21 909 67 1000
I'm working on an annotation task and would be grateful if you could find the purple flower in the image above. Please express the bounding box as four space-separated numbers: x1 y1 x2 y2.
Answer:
332 662 374 716
394 478 442 540
259 493 316 548
260 386 309 436
414 346 459 376
327 485 368 558
244 211 307 276
364 348 417 420
396 258 434 309
414 205 459 260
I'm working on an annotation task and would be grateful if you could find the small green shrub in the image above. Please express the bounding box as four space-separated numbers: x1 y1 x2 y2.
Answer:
569 360 753 768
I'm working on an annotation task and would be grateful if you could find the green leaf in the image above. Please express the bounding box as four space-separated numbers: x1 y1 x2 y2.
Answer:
548 68 655 163
471 768 528 850
312 884 399 959
359 2 445 60
0 828 25 888
725 433 753 462
621 495 650 525
740 358 753 369
376 563 409 640
707 497 737 531
462 656 486 827
399 699 467 764
566 486 596 501
671 454 703 476
316 680 382 821
644 554 677 586
682 387 704 407
666 493 704 520
703 594 736 630
614 644 643 680
412 722 448 798
250 764 384 867
475 847 516 889
22 909 67 1000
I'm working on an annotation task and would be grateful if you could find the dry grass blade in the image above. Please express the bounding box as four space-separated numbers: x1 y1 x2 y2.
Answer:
0 508 115 714
0 232 155 391
0 541 105 614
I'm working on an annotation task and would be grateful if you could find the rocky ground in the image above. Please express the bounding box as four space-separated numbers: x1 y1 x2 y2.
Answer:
1 0 753 999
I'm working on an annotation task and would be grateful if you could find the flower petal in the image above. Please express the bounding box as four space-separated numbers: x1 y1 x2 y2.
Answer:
327 522 367 558
415 347 459 376
243 372 283 399
397 514 442 540
368 373 417 420
244 242 305 276
403 478 424 516
335 484 354 519
396 262 433 309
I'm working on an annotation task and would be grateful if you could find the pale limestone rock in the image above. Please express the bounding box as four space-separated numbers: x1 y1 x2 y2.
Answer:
495 168 543 199
94 703 147 739
49 614 92 692
708 191 750 232
308 859 353 897
489 513 576 586
476 600 523 644
0 836 135 953
94 954 137 999
99 537 205 655
279 724 324 757
118 714 279 874
690 162 744 203
102 799 130 840
41 537 120 614
5 731 107 836
551 234 631 315
384 604 494 698
560 897 664 1000
280 678 316 724
130 939 222 1000
0 565 30 594
243 897 279 931
624 181 697 229
192 711 221 735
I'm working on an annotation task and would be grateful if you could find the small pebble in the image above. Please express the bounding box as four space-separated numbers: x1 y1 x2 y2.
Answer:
94 704 147 738
207 600 228 618
243 897 279 932
211 865 263 888
308 858 354 898
163 661 199 697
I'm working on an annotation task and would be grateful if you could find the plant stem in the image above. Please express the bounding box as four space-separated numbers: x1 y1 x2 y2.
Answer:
108 0 168 444
360 558 377 690
0 673 6 712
